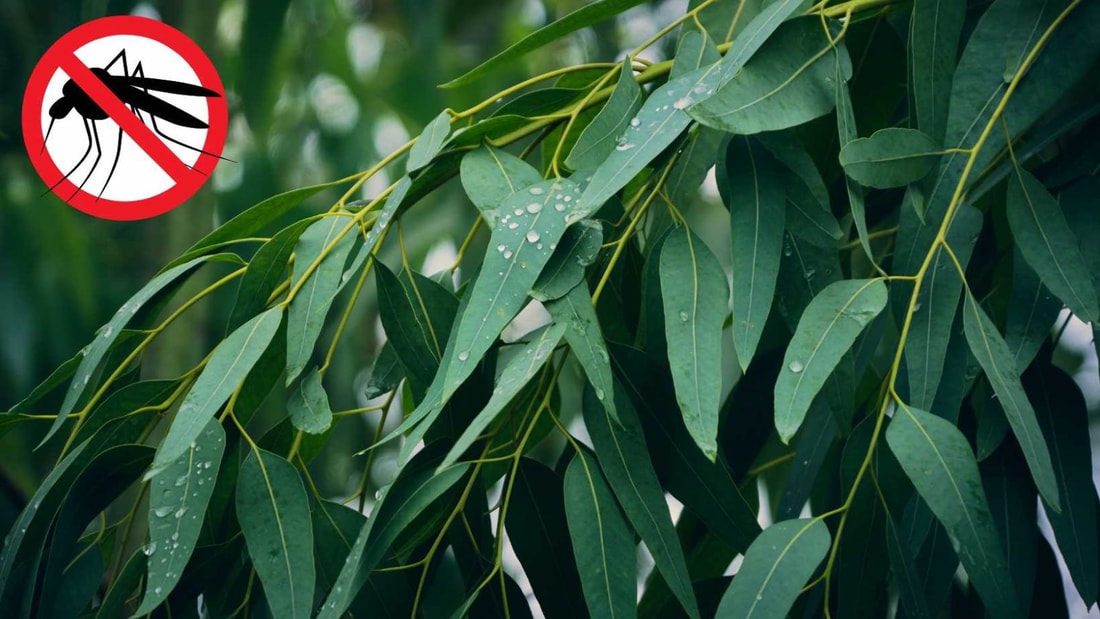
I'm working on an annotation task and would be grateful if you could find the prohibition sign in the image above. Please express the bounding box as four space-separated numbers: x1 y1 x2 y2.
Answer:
22 16 228 221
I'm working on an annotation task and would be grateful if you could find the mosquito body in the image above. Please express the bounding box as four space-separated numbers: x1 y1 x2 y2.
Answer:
43 49 226 200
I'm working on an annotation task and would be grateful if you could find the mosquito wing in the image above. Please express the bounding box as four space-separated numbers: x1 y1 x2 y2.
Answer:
120 86 209 128
120 76 221 98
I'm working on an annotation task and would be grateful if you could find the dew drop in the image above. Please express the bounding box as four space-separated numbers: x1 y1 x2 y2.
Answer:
595 388 606 400
526 202 543 214
154 506 174 518
144 542 158 556
174 508 187 519
672 97 691 110
514 208 524 216
529 186 545 195
526 231 541 243
679 311 689 322
912 302 922 312
497 244 506 252
629 117 640 127
554 202 566 212
788 360 804 373
563 195 572 202
615 143 635 151
155 587 163 596
503 250 513 259
508 222 519 229
536 243 543 250
103 326 113 338
458 351 470 362
174 476 187 487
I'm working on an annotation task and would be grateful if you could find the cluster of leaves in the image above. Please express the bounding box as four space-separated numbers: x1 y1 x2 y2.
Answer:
3 0 1100 617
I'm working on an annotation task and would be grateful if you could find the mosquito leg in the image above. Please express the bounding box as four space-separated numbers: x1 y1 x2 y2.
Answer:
102 49 130 75
71 120 103 199
43 117 92 196
97 124 124 201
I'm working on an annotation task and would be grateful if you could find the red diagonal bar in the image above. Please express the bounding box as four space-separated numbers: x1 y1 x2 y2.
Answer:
57 54 195 183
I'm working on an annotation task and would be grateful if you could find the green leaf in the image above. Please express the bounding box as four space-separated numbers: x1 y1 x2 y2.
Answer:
777 400 835 519
531 220 603 302
660 226 728 460
903 204 983 410
962 292 1059 509
506 459 588 619
442 0 647 87
408 111 452 173
318 464 469 618
834 56 874 267
584 383 699 618
566 63 643 171
95 550 146 619
287 216 358 385
980 445 1038 613
47 255 209 445
374 261 459 396
342 175 413 282
572 63 722 223
239 0 291 135
149 307 282 477
287 368 333 434
885 516 932 619
839 128 942 189
709 0 807 86
886 405 1022 619
714 519 830 619
460 146 543 227
228 220 309 332
364 342 404 399
545 283 617 421
755 131 841 248
723 136 784 371
1004 250 1059 374
774 279 886 443
8 350 82 414
689 17 851 135
135 419 225 615
236 449 314 619
563 451 636 619
392 178 580 461
170 181 340 268
1029 364 1099 605
1006 167 1098 322
439 323 565 471
908 0 965 143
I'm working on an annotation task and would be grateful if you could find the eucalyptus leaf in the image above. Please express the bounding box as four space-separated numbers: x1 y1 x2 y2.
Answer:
236 449 315 619
287 368 333 434
531 220 603 302
839 128 942 189
908 0 965 143
567 63 643 171
661 226 728 460
407 111 452 173
460 145 543 227
775 279 886 443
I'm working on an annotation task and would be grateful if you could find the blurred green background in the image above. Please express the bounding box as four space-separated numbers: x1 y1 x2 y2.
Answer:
0 0 687 497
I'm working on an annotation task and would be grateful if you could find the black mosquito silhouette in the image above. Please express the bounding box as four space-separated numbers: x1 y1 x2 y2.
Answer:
42 49 229 200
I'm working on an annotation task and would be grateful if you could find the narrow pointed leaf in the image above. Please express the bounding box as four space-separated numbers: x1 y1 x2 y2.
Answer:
1030 365 1099 605
236 449 315 619
442 0 647 87
545 283 617 421
135 420 225 615
407 111 452 172
709 0 806 86
566 62 643 171
1006 167 1098 322
885 516 932 619
908 0 965 142
715 519 830 619
563 451 636 619
460 146 543 227
834 57 874 267
689 17 851 135
660 226 728 460
962 292 1059 509
287 216 358 385
572 63 721 223
48 255 209 444
1004 250 1059 374
364 342 404 399
342 175 412 282
287 368 333 434
723 136 784 371
149 307 282 476
439 323 565 470
584 384 699 619
228 221 308 332
839 128 941 189
886 406 1022 619
775 279 886 443
318 464 469 618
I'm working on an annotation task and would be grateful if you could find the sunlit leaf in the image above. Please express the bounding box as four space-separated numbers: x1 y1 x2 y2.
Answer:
886 405 1022 619
408 111 452 173
714 519 830 619
661 226 728 460
149 307 282 477
775 279 886 443
689 18 851 135
563 451 636 619
460 145 543 226
839 128 941 189
584 383 699 618
722 135 784 371
135 419 225 614
236 448 315 619
962 292 1059 509
1006 167 1098 322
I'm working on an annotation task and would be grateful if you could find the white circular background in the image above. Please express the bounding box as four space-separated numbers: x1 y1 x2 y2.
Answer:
41 34 211 202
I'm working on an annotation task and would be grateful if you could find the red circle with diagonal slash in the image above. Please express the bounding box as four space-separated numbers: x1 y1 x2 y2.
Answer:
22 16 227 221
